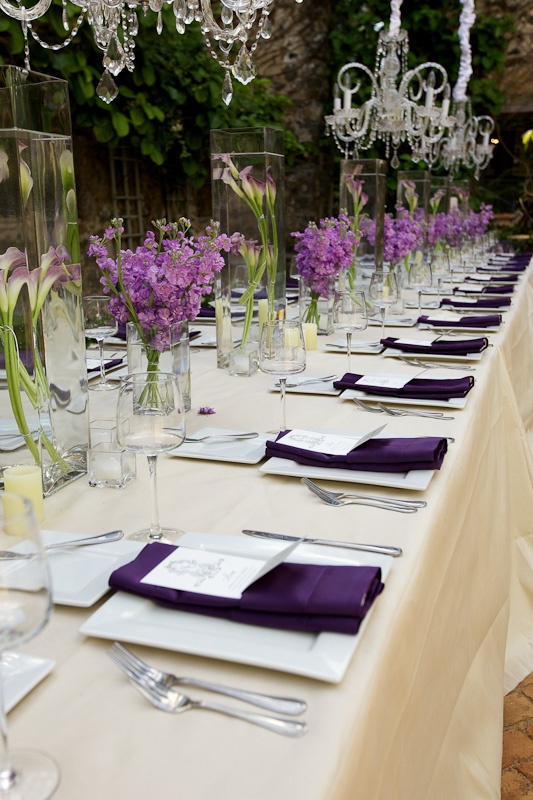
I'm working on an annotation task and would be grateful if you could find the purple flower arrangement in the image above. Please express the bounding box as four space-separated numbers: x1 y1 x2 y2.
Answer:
88 218 232 352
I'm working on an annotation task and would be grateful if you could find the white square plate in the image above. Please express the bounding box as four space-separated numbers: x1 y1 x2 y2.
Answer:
42 531 143 607
341 386 469 410
3 652 55 712
170 428 272 464
326 339 384 355
80 531 393 683
368 316 417 327
259 426 435 490
418 323 500 334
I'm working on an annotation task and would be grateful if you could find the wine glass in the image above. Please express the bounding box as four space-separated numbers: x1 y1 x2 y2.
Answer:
431 249 450 299
82 295 119 391
258 319 306 432
333 289 368 373
0 492 59 800
409 257 433 314
116 372 186 543
368 271 399 338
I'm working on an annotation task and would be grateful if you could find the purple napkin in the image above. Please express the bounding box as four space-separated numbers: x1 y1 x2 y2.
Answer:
0 350 34 372
265 430 448 472
87 357 123 373
197 306 216 319
453 285 515 296
333 371 474 399
380 336 487 356
441 297 511 309
108 542 384 634
418 314 502 329
464 274 519 284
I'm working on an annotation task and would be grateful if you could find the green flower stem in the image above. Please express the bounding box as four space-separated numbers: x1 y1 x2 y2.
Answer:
1 326 40 464
302 294 320 327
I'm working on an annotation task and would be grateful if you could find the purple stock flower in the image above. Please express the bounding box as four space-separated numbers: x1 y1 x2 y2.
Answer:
88 218 231 350
291 213 359 298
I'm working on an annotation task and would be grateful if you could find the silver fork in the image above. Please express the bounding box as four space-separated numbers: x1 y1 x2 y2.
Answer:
376 402 455 420
301 477 426 508
302 477 417 513
107 642 306 715
125 677 308 737
352 397 383 413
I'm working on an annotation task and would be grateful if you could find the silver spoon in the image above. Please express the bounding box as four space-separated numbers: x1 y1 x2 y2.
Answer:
275 375 337 388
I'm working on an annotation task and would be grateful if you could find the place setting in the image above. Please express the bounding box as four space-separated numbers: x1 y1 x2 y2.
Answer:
79 529 394 684
379 333 489 363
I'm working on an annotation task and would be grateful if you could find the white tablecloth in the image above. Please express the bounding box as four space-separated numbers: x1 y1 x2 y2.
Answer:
8 263 533 800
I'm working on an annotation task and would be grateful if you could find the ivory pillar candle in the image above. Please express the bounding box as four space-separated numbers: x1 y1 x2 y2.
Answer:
257 298 269 335
302 323 318 351
4 465 44 523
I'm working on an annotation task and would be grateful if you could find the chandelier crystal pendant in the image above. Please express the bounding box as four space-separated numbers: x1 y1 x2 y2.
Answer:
325 0 454 168
0 0 303 104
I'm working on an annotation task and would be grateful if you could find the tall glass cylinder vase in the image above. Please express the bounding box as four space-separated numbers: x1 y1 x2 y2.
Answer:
339 159 387 285
210 127 286 369
0 66 89 496
397 170 431 219
126 322 191 412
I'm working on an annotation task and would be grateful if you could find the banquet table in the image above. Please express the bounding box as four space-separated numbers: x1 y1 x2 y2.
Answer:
8 260 533 800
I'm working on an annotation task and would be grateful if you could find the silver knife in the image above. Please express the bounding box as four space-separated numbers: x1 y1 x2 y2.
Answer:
242 529 402 557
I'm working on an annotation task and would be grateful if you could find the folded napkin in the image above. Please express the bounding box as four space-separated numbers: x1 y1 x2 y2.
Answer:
487 257 529 272
116 323 127 340
109 542 384 634
197 306 216 319
418 313 502 329
464 274 519 283
380 335 488 356
440 297 511 309
265 429 448 472
87 357 123 373
453 285 515 295
333 371 474 399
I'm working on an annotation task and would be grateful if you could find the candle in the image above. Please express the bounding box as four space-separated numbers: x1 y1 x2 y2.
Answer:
284 327 300 347
333 85 342 111
4 465 44 523
482 131 489 147
257 298 269 336
382 285 389 301
343 88 351 111
302 323 317 351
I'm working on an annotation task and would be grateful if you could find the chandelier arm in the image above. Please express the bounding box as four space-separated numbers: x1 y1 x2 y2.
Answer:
337 61 378 97
0 0 52 22
199 0 246 39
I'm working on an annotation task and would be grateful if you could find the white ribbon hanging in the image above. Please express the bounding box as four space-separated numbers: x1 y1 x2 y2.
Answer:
454 0 476 102
389 0 403 37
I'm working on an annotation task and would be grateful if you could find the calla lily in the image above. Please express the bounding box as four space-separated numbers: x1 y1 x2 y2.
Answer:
239 239 261 270
239 166 266 212
219 154 240 180
0 248 27 317
221 168 246 201
265 168 277 211
59 150 75 191
19 158 33 207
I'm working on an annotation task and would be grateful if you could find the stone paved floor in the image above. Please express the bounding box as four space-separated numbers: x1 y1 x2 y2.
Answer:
502 673 533 798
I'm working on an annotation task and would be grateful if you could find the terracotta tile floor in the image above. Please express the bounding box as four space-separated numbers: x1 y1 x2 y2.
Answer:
502 674 533 798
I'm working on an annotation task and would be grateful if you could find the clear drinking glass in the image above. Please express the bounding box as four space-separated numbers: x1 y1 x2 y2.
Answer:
333 290 368 373
368 271 399 338
431 250 450 299
0 492 59 800
258 319 306 432
82 295 119 391
409 258 433 313
116 372 186 543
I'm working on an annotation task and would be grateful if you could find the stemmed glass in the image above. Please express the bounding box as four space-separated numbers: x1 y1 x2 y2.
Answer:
116 372 186 543
368 271 399 338
259 319 306 432
431 250 450 299
333 289 368 373
0 492 59 799
409 257 433 314
82 295 119 391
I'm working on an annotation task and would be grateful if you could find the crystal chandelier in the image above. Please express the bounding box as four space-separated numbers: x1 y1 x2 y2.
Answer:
432 0 495 177
0 0 303 104
324 0 454 168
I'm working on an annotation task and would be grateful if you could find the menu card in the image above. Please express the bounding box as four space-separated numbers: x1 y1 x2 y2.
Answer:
140 540 300 600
